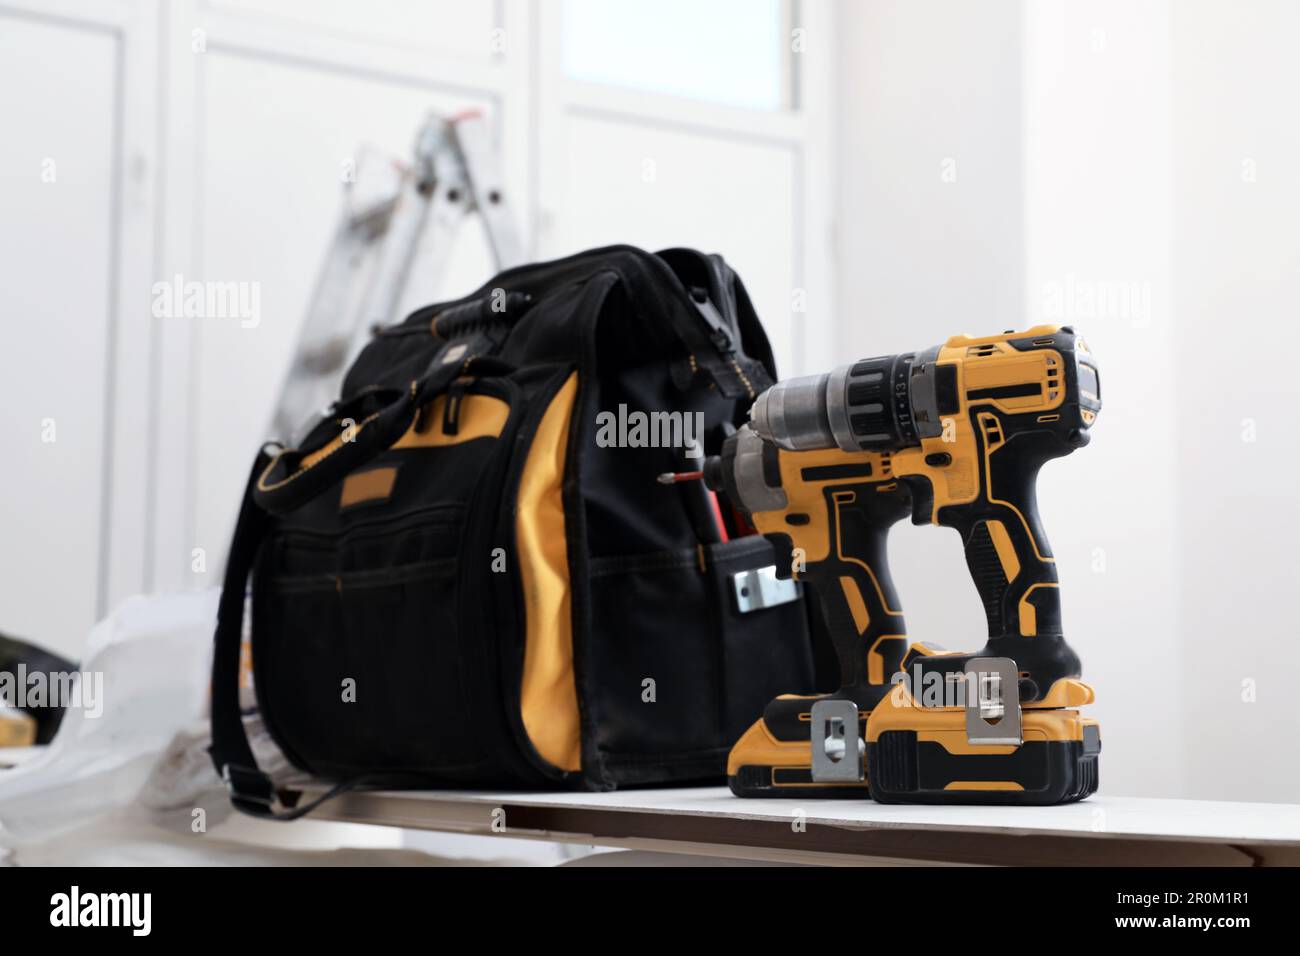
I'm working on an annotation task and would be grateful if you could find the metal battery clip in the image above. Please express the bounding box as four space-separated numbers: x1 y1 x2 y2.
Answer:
964 657 1023 746
809 699 864 782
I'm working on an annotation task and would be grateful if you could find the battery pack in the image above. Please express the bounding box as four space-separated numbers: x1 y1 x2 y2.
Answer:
864 681 1100 805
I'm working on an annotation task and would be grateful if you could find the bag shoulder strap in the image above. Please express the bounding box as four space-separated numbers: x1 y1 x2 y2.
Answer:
209 449 357 819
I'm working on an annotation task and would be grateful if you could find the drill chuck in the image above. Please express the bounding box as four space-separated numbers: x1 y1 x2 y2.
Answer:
750 351 928 453
748 372 837 451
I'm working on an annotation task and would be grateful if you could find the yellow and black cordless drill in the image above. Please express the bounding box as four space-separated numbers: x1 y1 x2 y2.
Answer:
706 433 912 797
709 324 1102 805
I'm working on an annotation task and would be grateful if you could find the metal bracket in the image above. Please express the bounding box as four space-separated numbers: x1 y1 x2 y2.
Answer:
810 699 864 782
731 565 799 614
964 657 1023 745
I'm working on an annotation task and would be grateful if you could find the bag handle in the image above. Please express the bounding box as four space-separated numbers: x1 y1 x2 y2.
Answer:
426 290 533 340
254 344 494 516
254 385 417 516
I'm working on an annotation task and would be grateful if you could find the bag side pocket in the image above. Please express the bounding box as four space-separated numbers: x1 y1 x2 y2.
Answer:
587 546 723 767
703 536 815 745
584 537 815 785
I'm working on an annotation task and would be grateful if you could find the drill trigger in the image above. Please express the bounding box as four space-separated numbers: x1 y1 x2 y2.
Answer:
898 474 936 525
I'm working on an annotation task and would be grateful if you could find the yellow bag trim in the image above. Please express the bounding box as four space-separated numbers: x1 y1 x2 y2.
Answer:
257 409 383 494
392 393 510 448
517 372 582 772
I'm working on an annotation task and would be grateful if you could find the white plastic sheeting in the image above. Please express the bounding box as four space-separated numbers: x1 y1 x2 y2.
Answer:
0 590 220 846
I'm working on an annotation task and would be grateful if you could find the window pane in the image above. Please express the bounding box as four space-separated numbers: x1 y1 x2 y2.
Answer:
561 0 785 110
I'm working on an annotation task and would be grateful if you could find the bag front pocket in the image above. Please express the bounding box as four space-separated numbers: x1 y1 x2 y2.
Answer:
251 378 523 781
255 547 477 778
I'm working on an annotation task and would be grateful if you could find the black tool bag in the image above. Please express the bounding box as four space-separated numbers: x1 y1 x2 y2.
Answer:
210 245 816 818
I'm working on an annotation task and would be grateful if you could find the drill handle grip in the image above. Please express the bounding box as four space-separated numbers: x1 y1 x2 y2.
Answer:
946 466 1062 642
795 486 909 704
804 562 906 700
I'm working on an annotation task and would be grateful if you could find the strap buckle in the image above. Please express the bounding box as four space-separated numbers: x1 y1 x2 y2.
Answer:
221 763 276 810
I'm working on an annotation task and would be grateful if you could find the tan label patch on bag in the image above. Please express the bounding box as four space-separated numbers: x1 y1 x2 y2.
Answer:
339 466 398 510
0 712 37 748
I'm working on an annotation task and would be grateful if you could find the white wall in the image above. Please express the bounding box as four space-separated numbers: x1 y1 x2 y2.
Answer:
0 2 158 656
0 14 118 652
834 0 1025 355
1021 0 1182 800
1170 0 1300 802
